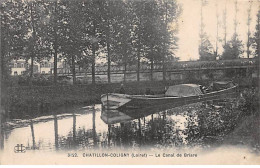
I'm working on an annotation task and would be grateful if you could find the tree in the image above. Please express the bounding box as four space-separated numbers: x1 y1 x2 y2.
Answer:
24 0 44 82
222 34 243 60
198 0 214 61
59 0 88 84
158 0 180 81
131 0 146 82
246 1 253 58
141 0 180 81
253 8 260 97
221 0 243 60
215 1 220 59
59 0 103 85
1 0 27 80
199 36 215 61
222 0 227 46
86 0 104 85
142 0 163 81
99 0 133 83
253 10 260 58
38 0 67 84
108 0 135 82
43 0 62 84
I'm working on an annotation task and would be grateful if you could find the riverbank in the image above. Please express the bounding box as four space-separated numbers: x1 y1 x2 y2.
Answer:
221 113 260 152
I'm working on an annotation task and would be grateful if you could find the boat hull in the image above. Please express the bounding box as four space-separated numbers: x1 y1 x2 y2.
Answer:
100 109 132 124
101 85 238 110
101 93 132 110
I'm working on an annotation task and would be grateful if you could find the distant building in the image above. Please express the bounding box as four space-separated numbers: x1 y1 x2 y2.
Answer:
10 58 53 76
40 60 54 74
10 59 28 76
10 57 92 76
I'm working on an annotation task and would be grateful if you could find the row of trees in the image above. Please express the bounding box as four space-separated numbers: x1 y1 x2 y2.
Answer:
199 0 260 61
1 0 181 84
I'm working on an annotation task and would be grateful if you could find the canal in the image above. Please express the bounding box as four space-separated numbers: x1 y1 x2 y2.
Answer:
1 95 248 152
1 92 260 164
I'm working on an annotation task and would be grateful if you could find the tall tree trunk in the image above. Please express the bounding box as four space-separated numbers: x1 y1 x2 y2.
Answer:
150 58 154 81
107 38 111 83
215 2 219 59
123 46 127 82
163 55 166 82
30 55 34 79
137 45 141 82
124 61 127 82
223 1 227 46
91 20 96 85
54 49 57 84
234 0 238 40
92 48 96 85
137 18 142 82
200 0 203 50
106 2 111 84
246 2 252 59
163 1 168 82
53 0 58 85
71 55 76 84
29 3 36 84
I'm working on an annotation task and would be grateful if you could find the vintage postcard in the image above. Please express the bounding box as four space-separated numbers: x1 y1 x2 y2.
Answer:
0 0 260 165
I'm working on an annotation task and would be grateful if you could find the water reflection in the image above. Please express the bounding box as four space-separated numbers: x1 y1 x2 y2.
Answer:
54 115 58 149
29 120 36 149
1 97 242 153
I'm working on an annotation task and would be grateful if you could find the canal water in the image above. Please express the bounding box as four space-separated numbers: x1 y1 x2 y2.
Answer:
1 96 243 153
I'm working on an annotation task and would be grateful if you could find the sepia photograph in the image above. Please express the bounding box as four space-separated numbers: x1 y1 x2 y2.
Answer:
0 0 259 165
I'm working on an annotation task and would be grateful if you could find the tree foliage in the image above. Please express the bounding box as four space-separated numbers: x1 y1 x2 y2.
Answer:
1 0 181 83
199 34 215 61
221 34 244 60
253 10 260 57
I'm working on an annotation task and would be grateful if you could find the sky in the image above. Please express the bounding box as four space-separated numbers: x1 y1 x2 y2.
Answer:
176 0 260 61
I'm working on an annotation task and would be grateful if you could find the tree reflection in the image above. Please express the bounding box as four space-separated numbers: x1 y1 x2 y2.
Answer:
54 98 241 151
30 120 36 149
54 115 59 149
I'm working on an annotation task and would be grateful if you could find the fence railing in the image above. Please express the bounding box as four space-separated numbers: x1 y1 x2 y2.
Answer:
56 58 258 75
